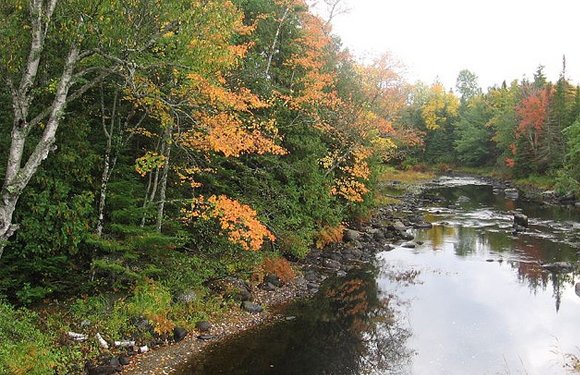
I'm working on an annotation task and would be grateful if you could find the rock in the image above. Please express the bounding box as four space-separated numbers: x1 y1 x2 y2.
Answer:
260 282 277 291
513 212 529 227
135 318 153 333
392 220 407 232
575 201 580 208
195 321 212 332
559 193 576 203
344 229 361 242
118 356 130 366
176 290 197 304
401 242 416 248
210 277 252 302
307 282 320 290
197 335 217 341
415 240 424 245
173 327 187 342
336 270 347 277
541 262 575 273
413 222 433 229
304 270 319 282
400 232 414 241
457 195 471 203
139 345 149 354
108 357 121 368
264 274 282 287
86 364 119 375
504 188 519 199
576 283 580 298
384 243 396 251
322 258 341 270
241 301 263 314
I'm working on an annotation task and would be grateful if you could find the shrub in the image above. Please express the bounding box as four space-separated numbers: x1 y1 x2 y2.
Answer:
125 280 175 335
261 257 296 284
315 225 344 249
0 302 57 375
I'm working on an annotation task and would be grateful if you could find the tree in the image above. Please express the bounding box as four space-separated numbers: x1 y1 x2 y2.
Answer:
456 69 482 105
0 0 191 258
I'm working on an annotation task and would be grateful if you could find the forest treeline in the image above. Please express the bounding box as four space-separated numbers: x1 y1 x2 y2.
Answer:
0 0 578 373
404 66 580 191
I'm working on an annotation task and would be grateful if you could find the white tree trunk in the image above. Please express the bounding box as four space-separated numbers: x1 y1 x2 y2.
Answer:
156 126 173 232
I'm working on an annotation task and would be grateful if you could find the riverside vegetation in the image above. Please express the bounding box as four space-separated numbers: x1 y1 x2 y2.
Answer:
0 1 579 374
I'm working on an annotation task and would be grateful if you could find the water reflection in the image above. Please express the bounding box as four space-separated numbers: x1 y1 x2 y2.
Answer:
378 177 580 374
176 269 414 375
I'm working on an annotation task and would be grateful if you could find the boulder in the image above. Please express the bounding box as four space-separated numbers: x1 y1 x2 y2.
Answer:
259 282 277 291
401 242 416 248
322 258 341 270
343 229 361 242
175 290 197 304
264 274 282 287
575 283 580 298
210 277 252 302
241 301 263 314
513 212 529 228
173 327 187 342
195 321 212 332
118 357 130 366
504 188 519 199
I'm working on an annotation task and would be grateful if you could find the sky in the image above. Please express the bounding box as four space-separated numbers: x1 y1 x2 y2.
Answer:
311 0 580 91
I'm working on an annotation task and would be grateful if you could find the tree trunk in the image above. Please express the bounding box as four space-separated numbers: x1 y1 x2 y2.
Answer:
156 126 173 232
0 39 80 258
265 6 290 78
96 90 118 237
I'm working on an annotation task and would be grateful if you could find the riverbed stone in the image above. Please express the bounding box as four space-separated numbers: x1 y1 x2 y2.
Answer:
195 321 212 332
401 242 416 248
322 258 341 270
118 356 130 366
513 212 529 227
575 283 580 297
242 301 263 314
173 327 187 342
344 229 361 242
264 274 282 287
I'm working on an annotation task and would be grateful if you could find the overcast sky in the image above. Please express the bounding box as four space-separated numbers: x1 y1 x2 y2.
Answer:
312 0 580 91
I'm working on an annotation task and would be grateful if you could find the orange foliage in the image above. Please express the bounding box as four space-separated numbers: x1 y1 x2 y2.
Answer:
516 87 552 149
261 257 296 284
183 195 274 251
315 224 345 249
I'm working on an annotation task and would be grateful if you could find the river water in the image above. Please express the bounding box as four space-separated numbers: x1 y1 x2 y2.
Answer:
177 177 580 375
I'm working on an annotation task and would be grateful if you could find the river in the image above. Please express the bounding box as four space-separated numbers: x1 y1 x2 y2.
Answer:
176 176 580 375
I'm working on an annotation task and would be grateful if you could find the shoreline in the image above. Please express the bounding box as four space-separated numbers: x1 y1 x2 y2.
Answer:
120 180 434 374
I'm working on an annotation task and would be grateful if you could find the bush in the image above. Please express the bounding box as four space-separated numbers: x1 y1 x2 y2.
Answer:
125 280 175 335
0 302 57 375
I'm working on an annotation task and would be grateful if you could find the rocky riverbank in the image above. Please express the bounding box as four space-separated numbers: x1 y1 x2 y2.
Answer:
111 184 435 374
